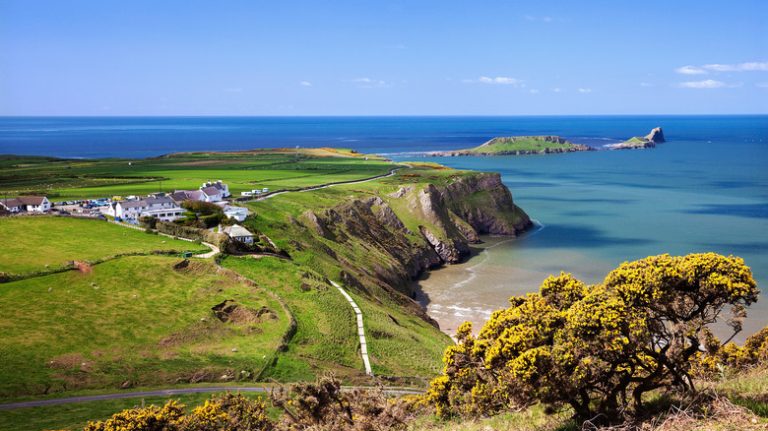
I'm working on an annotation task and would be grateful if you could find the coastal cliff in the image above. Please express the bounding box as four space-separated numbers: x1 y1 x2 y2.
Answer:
281 171 531 303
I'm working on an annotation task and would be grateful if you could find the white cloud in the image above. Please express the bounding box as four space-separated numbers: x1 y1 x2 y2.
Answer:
529 89 540 94
678 79 729 89
702 62 768 72
675 65 707 75
551 87 562 93
468 76 523 86
675 61 768 75
299 81 312 87
757 82 768 88
353 77 389 88
577 88 592 93
640 82 654 87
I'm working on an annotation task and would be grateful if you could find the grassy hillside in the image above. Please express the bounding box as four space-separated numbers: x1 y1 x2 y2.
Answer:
468 136 583 154
0 217 207 277
0 256 290 398
0 148 393 200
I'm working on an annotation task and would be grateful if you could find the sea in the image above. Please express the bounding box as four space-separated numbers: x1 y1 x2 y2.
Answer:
1 116 767 338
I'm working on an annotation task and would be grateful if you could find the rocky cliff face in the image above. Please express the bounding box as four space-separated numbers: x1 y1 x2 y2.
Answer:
645 127 665 143
294 172 532 299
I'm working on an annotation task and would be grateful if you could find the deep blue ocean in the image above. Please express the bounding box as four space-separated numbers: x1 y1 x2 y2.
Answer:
1 115 767 336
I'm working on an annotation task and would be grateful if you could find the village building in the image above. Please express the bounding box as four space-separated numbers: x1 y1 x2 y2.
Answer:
170 180 231 204
223 224 255 244
169 190 206 204
110 196 184 222
0 196 51 213
222 205 250 222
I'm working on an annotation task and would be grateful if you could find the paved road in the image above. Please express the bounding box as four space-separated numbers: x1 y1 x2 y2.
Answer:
0 386 423 411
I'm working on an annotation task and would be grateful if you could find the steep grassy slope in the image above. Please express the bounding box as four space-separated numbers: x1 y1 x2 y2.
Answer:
0 217 206 277
0 256 290 398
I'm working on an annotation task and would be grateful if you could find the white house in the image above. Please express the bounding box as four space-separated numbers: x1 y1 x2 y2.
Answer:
112 196 183 222
200 186 224 202
223 205 250 222
170 181 230 204
199 180 230 202
0 196 51 213
223 224 255 244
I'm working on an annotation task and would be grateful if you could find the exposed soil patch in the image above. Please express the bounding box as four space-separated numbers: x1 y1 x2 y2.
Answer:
73 261 92 274
211 300 276 324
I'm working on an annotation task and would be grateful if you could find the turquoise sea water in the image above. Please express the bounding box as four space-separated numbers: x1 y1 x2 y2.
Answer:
1 115 766 337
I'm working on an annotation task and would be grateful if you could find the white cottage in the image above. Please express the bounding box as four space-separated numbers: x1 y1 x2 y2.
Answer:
223 224 255 244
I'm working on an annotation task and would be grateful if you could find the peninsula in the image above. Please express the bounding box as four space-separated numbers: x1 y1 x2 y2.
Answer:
429 135 592 156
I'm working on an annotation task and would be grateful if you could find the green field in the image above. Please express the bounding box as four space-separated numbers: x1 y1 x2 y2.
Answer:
0 149 394 200
0 256 290 399
0 217 207 277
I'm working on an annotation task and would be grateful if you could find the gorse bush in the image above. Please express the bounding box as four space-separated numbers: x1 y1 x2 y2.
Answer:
83 394 273 431
426 253 759 424
78 376 415 431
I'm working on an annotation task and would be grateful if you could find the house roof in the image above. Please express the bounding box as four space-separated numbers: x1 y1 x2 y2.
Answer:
118 200 147 209
171 190 206 202
1 198 23 208
2 196 47 208
201 186 221 196
223 224 254 238
145 196 174 206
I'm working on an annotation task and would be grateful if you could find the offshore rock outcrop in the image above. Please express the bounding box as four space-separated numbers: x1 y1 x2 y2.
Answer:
607 127 666 150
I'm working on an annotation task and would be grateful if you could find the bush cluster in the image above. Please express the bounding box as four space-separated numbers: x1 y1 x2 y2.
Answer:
76 376 416 431
425 253 759 423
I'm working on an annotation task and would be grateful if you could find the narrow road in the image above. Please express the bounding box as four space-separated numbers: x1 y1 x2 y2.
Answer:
253 165 404 202
0 386 423 411
330 280 374 376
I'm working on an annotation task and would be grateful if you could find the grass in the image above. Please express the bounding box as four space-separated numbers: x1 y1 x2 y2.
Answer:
0 216 207 276
0 391 268 431
467 136 581 154
219 256 362 381
0 255 290 399
0 149 393 200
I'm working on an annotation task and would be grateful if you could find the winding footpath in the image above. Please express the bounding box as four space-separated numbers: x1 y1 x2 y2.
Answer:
330 280 374 376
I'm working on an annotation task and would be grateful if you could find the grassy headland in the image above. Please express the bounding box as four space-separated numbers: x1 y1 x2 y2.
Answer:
430 136 592 156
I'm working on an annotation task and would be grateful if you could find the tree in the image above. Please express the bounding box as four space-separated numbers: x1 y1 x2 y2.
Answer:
426 253 759 423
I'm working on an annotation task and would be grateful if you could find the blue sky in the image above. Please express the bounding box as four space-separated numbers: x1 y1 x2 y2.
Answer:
1 0 766 115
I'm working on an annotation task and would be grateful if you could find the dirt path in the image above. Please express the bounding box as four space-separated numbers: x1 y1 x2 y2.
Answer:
108 220 220 258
